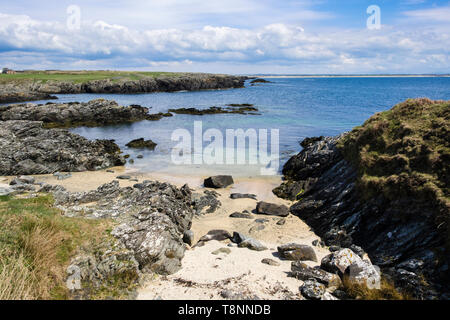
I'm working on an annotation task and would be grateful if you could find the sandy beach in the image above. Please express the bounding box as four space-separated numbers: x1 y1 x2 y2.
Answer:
2 168 331 300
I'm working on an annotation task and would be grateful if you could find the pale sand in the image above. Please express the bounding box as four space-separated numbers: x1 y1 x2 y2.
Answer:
2 169 330 300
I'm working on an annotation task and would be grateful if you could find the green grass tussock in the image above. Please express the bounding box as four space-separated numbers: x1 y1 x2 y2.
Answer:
0 194 111 300
338 97 450 244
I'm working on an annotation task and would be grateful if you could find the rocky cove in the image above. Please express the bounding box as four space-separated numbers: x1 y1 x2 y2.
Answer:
0 95 449 300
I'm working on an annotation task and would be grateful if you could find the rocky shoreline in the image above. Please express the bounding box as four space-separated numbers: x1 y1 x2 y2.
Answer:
0 73 247 104
274 99 450 299
0 120 125 175
0 99 157 128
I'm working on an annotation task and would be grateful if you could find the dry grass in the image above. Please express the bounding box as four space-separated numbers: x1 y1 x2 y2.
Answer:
342 277 411 300
0 194 111 300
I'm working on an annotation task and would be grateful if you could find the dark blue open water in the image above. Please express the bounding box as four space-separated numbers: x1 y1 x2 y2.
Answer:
18 77 450 176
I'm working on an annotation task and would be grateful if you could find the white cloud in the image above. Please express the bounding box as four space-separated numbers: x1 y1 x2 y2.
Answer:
0 11 449 74
403 5 450 22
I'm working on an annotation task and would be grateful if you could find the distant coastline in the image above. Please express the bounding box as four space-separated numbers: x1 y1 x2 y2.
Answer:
246 74 450 78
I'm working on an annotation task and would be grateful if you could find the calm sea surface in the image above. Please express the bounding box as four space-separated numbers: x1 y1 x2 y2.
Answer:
16 77 450 177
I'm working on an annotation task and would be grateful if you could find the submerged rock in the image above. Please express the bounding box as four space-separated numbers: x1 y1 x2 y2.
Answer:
126 138 157 150
168 104 259 115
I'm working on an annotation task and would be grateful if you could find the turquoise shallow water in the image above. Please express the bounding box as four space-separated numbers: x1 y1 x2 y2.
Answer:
22 77 450 176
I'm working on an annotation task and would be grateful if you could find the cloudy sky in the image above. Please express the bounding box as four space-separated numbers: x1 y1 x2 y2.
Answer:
0 0 449 74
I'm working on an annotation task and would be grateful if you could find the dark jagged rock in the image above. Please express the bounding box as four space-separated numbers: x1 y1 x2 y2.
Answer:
279 99 450 299
0 99 152 128
126 138 157 150
0 120 125 175
168 104 259 115
256 201 289 217
291 261 342 289
250 78 271 84
198 230 232 243
192 190 221 215
0 89 57 104
231 232 249 244
204 175 234 188
183 230 194 246
272 179 317 201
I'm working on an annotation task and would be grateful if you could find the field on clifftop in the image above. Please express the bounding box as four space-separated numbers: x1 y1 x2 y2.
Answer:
0 70 186 84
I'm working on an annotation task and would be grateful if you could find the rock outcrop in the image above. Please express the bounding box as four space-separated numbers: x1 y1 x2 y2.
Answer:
277 98 450 299
0 99 153 128
52 180 195 275
0 120 125 175
0 74 247 103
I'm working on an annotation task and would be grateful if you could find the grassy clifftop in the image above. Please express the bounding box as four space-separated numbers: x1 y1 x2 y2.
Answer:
338 98 449 237
0 70 184 84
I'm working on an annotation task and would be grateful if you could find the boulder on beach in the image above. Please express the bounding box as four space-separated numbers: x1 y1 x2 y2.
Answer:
204 175 234 188
198 230 232 242
300 279 326 300
291 261 342 290
229 211 253 219
230 193 257 200
238 238 267 251
256 201 289 217
278 243 318 262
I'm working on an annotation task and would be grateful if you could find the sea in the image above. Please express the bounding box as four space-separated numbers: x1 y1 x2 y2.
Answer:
10 76 450 177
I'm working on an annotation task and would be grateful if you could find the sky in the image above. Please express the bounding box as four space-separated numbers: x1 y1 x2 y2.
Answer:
0 0 449 74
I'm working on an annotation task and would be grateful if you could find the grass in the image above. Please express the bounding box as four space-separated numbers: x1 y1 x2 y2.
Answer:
0 194 113 300
342 277 411 300
338 98 450 244
0 70 185 84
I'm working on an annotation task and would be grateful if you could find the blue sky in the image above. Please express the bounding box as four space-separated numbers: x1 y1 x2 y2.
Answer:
0 0 449 74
